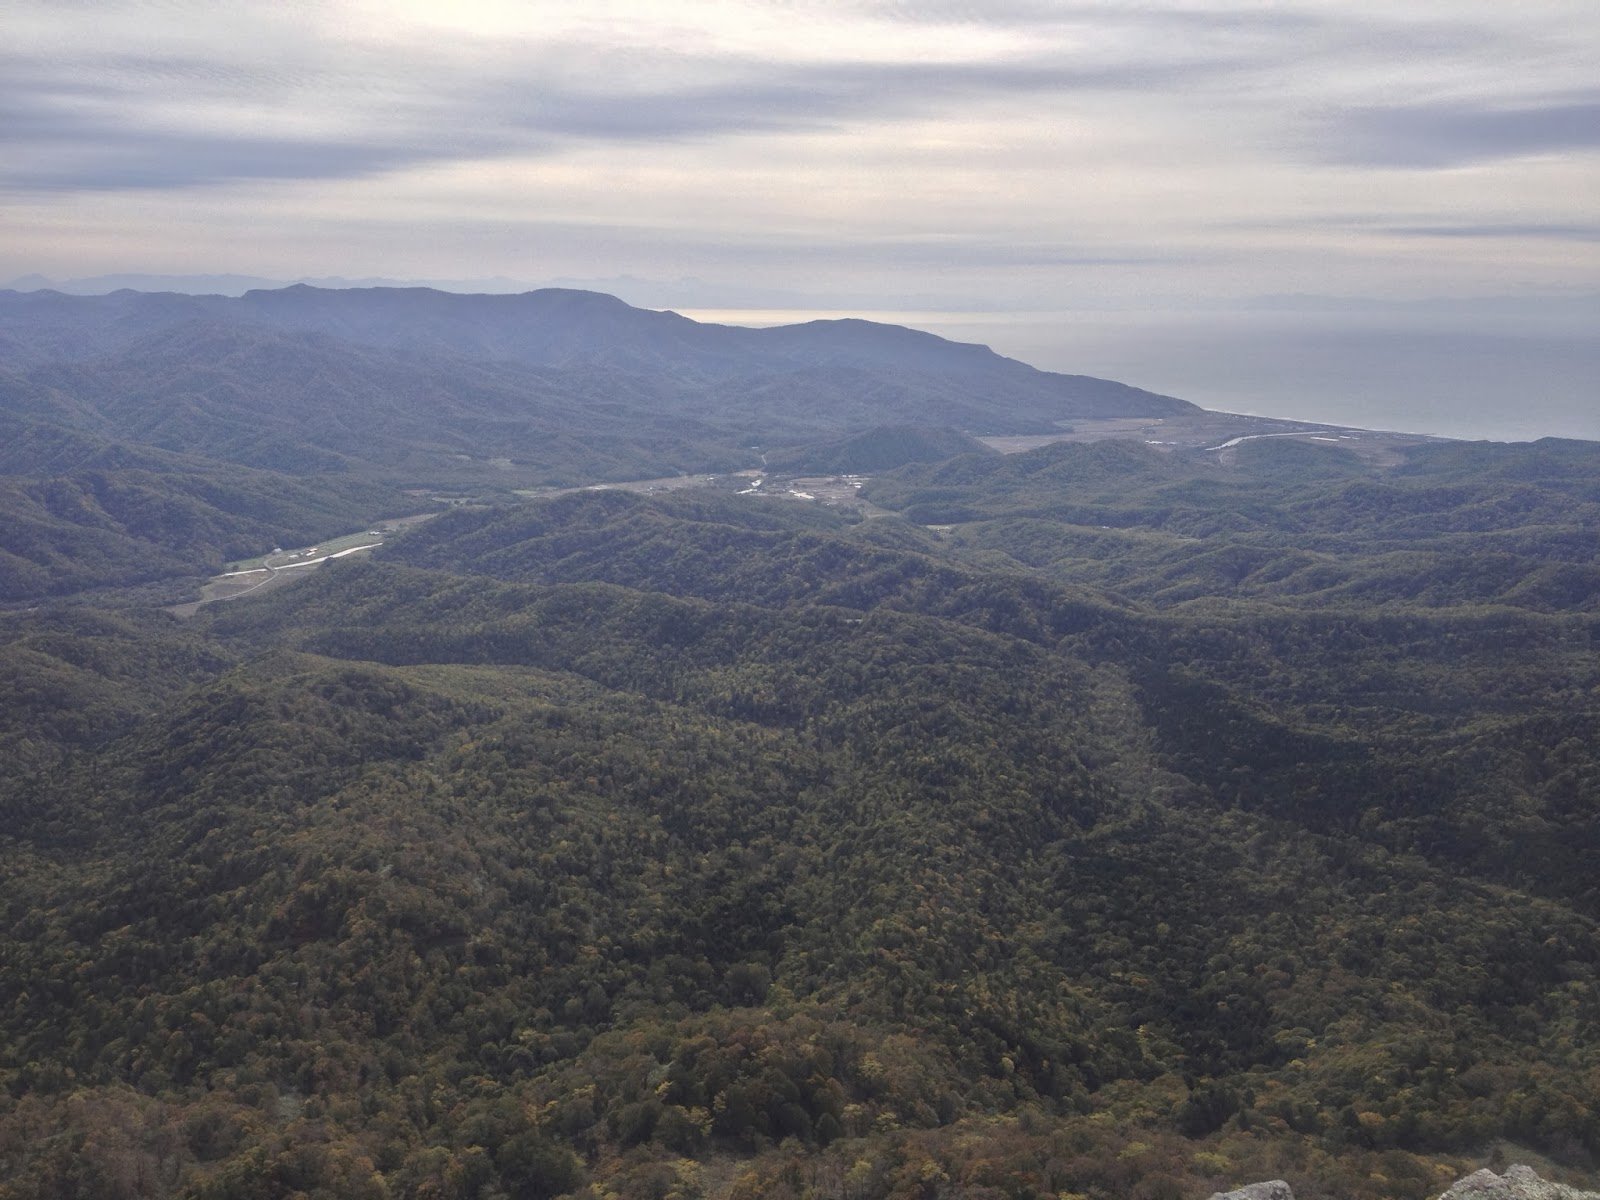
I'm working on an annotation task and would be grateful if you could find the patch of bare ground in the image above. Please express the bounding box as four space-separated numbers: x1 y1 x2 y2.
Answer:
167 511 440 618
977 411 1446 465
517 473 723 499
165 565 308 618
778 475 899 517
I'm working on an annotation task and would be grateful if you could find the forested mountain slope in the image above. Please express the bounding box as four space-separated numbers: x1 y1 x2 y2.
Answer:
868 437 1600 611
375 486 1600 915
0 462 401 602
3 444 1599 1199
0 286 1200 601
0 286 1194 448
3 291 1598 1200
764 425 994 475
0 284 1176 400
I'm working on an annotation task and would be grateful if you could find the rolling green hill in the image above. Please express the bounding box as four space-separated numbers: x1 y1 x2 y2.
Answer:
0 287 1195 466
0 287 1205 607
3 457 1599 1198
2 290 1598 1200
764 426 994 475
0 464 405 602
867 437 1600 612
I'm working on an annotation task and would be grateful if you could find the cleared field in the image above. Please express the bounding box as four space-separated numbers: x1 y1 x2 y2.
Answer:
978 412 1442 462
515 473 721 499
227 530 380 573
168 512 441 617
223 512 438 572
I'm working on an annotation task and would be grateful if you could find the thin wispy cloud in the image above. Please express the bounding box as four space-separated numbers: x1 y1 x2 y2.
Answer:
1383 222 1600 242
1 0 1595 311
1 36 1260 193
1326 95 1600 168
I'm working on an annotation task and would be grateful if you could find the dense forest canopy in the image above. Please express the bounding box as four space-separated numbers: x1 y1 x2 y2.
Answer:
1 288 1597 1200
0 286 1199 603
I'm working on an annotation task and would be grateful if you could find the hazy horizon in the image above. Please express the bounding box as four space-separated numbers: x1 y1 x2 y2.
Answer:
7 10 1596 288
690 305 1600 445
8 268 1591 444
7 0 1595 443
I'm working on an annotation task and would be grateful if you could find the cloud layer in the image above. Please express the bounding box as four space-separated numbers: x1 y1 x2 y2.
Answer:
3 0 1597 310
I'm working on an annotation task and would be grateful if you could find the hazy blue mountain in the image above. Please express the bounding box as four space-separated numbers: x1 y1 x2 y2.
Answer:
0 285 1196 431
0 284 1199 600
3 272 542 297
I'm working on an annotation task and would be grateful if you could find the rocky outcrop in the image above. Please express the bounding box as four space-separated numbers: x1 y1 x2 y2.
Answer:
1207 1183 1295 1200
1206 1166 1600 1200
1439 1165 1600 1200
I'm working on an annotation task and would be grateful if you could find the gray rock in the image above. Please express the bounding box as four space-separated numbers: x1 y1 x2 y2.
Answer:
1207 1183 1294 1200
1439 1165 1600 1200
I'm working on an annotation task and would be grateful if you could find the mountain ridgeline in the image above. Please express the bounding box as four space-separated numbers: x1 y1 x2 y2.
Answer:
0 284 1189 602
1 287 1598 1200
0 284 1190 440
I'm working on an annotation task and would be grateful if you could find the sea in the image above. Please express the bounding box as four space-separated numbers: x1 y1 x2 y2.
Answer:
680 307 1599 444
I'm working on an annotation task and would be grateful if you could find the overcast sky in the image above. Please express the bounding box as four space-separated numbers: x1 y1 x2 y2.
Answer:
5 0 1597 313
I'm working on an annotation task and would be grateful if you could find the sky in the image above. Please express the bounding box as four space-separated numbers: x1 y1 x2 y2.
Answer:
4 0 1598 436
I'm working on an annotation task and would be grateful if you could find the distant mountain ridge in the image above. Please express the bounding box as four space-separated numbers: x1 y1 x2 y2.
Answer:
8 284 1600 1200
3 271 533 297
0 283 1192 600
0 284 1193 423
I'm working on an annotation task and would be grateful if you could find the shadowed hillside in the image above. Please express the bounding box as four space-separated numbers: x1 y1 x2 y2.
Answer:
2 291 1599 1200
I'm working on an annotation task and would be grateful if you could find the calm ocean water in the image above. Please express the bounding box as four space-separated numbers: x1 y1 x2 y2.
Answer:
683 307 1599 444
